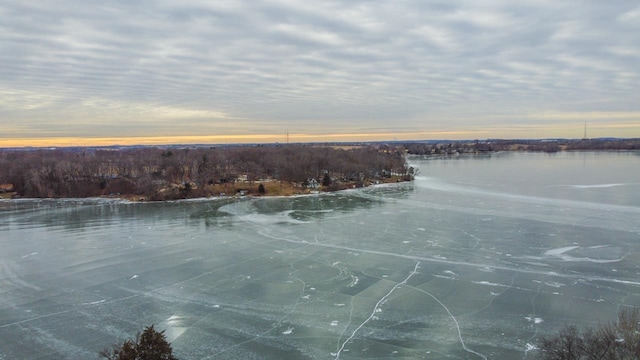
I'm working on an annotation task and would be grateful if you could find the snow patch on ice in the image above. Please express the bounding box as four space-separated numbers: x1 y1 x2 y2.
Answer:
473 281 511 288
545 246 579 256
525 343 538 354
544 245 625 263
525 316 544 324
571 183 628 189
83 299 106 306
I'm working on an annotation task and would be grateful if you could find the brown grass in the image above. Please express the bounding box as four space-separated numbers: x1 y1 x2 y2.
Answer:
206 181 311 197
0 192 15 199
110 177 412 202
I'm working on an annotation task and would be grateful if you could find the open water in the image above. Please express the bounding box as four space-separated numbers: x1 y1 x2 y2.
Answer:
1 151 640 359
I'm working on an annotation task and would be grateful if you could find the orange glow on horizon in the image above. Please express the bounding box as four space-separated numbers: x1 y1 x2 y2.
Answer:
1 123 639 148
0 131 484 148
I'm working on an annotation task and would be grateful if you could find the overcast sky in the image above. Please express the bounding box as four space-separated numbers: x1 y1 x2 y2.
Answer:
1 1 639 146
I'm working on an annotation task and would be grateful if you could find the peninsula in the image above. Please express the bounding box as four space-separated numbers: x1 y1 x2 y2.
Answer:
0 144 412 200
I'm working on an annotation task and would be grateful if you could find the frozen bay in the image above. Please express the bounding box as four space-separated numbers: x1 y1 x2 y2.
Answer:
1 151 640 359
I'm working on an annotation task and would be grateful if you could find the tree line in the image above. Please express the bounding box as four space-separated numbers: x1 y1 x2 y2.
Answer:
0 144 410 200
403 138 640 155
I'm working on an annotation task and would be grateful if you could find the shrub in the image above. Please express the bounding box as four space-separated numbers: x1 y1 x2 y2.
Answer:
539 307 640 359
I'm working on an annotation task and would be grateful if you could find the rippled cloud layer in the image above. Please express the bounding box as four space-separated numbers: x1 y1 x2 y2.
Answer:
1 0 639 144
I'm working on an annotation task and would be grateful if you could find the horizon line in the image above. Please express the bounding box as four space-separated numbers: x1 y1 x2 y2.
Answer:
1 136 637 150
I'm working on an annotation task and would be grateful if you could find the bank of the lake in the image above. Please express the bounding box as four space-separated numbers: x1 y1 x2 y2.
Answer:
0 144 412 200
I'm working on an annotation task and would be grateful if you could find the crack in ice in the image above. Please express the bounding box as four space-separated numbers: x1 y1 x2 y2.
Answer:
333 262 420 360
204 259 310 359
257 229 640 287
335 295 355 354
407 285 487 360
523 284 542 359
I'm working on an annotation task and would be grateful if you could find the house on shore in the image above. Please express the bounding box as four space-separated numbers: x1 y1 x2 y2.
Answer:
306 178 319 190
0 184 15 193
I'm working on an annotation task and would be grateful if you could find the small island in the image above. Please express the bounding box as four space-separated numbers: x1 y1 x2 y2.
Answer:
0 144 413 200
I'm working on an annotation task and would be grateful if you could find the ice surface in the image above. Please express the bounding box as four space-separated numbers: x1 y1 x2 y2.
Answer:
1 152 640 359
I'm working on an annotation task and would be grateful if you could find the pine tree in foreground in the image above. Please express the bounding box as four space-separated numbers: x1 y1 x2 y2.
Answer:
100 325 177 360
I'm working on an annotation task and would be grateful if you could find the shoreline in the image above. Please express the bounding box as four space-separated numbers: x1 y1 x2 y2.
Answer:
1 144 411 201
1 177 412 203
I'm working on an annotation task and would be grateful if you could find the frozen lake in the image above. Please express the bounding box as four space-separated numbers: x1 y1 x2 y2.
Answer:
1 151 640 359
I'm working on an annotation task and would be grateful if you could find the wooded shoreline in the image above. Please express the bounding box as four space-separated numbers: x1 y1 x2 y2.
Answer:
0 144 413 201
2 138 638 201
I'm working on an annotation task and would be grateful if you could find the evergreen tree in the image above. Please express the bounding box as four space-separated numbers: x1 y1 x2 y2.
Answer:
100 325 177 360
322 173 332 186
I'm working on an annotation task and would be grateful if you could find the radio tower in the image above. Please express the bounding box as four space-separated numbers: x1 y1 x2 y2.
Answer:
583 121 587 140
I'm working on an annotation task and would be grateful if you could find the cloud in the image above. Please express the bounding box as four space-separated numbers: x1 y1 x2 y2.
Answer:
0 0 639 144
526 111 640 121
618 6 640 25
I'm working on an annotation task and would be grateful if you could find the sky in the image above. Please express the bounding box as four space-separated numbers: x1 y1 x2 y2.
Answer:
1 1 639 146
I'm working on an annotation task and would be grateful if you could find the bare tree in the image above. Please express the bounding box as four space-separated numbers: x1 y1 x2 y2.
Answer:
540 308 640 360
